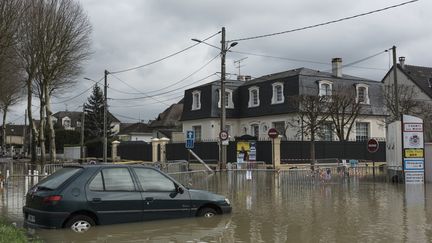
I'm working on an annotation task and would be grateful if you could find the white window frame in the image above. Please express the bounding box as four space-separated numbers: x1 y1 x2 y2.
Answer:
191 90 201 110
250 124 259 138
217 89 234 109
356 122 369 141
271 82 284 104
248 86 260 108
62 117 71 129
356 84 370 104
192 125 202 141
318 80 333 97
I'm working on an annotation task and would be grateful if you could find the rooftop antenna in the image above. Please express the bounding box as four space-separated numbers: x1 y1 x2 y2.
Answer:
234 57 248 76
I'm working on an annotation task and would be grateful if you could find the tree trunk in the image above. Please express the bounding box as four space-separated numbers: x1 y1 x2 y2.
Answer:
45 85 56 162
27 80 38 162
1 107 7 151
310 131 316 171
39 98 46 166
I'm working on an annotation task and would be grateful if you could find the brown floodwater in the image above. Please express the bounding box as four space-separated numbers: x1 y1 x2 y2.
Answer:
2 170 432 242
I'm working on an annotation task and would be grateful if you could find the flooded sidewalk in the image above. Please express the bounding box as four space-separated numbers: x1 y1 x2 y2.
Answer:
1 169 432 242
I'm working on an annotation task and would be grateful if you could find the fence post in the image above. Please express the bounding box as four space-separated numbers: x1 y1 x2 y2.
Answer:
273 136 282 169
159 137 170 165
151 138 160 162
111 140 120 162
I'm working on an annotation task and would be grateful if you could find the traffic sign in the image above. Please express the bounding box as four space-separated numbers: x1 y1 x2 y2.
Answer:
185 139 194 149
367 138 379 153
268 128 279 139
186 130 195 140
219 130 229 141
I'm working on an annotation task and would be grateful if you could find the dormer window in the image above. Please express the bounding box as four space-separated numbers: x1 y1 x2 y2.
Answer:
248 86 260 107
191 90 201 110
218 89 234 109
271 82 284 104
62 117 71 129
318 80 333 96
356 84 370 104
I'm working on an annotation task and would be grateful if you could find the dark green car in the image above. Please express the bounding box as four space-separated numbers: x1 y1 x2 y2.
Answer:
23 165 231 232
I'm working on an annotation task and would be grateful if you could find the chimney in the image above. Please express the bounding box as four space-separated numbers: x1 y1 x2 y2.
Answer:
399 56 405 69
331 58 342 77
237 75 252 81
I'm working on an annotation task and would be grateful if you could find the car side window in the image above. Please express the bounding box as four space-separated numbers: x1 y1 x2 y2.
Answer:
102 168 135 191
89 171 104 191
133 168 175 192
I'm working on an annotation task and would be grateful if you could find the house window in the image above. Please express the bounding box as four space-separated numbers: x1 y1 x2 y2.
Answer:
356 84 369 104
272 121 285 136
272 82 284 104
251 124 259 139
248 86 260 107
318 80 333 96
242 127 247 135
191 90 201 110
218 89 234 108
356 122 369 141
62 117 71 129
321 122 333 141
192 125 202 141
76 121 81 128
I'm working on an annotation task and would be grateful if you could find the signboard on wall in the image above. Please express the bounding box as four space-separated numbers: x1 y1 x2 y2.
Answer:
402 115 424 184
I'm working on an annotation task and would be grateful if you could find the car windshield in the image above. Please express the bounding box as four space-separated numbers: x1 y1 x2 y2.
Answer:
36 167 82 190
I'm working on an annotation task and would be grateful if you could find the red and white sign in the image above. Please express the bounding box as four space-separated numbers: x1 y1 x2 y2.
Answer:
268 128 279 139
367 138 379 153
219 131 229 141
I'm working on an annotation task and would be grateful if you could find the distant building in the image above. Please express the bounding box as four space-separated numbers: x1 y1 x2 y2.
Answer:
118 122 153 142
0 124 27 146
52 111 121 134
150 102 183 142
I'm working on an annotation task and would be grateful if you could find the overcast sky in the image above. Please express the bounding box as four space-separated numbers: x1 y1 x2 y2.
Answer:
8 0 432 124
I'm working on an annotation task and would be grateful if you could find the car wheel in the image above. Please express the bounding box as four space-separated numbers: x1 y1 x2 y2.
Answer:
198 207 218 218
65 215 95 233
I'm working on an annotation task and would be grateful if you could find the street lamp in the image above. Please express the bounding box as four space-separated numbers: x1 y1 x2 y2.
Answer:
193 27 238 170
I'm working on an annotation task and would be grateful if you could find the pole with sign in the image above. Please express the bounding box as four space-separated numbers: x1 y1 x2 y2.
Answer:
185 130 195 149
367 138 379 178
402 115 425 184
268 128 279 168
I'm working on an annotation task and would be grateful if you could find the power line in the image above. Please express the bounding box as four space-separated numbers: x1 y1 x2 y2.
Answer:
231 50 387 71
51 76 104 104
110 73 217 101
110 31 221 74
110 94 184 108
229 0 419 42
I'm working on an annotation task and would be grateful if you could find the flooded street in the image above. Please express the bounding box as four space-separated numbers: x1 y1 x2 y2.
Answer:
2 170 432 242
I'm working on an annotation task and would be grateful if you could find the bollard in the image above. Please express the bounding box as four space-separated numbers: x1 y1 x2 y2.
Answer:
6 170 10 179
28 170 32 176
35 170 39 184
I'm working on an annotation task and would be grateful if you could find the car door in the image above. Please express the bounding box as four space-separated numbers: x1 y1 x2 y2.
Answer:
132 167 191 221
86 167 143 225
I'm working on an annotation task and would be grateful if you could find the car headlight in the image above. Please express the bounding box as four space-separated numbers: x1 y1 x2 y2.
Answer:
224 198 230 205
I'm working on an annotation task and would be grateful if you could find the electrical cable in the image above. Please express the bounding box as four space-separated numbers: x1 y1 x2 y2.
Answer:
110 31 221 74
51 76 104 104
228 0 419 42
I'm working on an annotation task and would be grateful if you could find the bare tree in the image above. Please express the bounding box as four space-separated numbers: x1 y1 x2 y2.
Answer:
18 0 92 164
384 84 424 122
0 50 24 150
0 0 23 58
291 95 330 169
327 84 362 141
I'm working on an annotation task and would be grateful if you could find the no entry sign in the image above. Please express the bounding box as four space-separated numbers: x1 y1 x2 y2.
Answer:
268 128 279 139
367 138 379 153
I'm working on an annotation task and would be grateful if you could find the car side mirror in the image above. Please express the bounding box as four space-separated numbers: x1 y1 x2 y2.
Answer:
176 185 184 194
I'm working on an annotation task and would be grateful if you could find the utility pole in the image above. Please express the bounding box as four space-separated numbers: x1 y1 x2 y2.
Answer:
103 70 108 162
392 45 399 120
220 27 227 170
81 104 85 160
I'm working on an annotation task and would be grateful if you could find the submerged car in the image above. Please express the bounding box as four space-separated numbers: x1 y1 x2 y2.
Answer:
23 165 231 232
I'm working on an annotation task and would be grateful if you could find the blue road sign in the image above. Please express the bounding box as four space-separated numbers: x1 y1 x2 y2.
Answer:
186 139 194 149
186 130 195 140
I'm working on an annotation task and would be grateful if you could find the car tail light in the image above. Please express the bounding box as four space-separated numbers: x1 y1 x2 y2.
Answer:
43 195 62 205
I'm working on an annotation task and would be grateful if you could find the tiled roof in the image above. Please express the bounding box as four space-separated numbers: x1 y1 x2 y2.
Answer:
400 64 432 99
